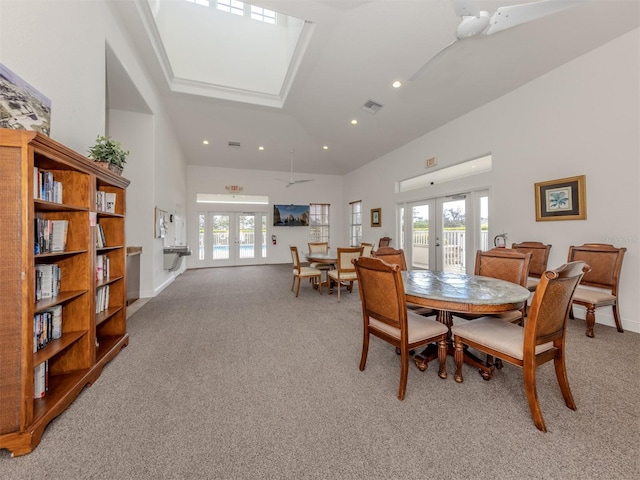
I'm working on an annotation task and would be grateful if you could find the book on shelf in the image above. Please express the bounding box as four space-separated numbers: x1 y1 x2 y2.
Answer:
96 254 110 281
35 264 60 300
95 223 107 248
34 360 49 399
33 305 63 353
33 168 62 203
34 218 68 253
96 285 110 313
96 191 117 213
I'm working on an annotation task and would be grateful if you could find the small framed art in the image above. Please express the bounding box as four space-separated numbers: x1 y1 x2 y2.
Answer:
534 175 586 221
371 208 381 227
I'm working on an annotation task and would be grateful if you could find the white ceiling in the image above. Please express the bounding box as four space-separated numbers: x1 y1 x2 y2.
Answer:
107 0 640 177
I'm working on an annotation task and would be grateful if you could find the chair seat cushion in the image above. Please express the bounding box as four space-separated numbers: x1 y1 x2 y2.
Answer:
572 287 616 306
494 309 524 323
370 312 448 344
451 316 553 360
295 267 321 277
327 270 357 281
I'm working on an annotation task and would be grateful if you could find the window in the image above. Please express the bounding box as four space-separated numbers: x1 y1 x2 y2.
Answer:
217 0 244 16
350 201 362 246
250 5 276 24
310 204 330 244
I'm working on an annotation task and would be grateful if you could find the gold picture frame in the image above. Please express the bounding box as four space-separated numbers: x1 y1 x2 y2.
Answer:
371 208 381 227
534 175 586 221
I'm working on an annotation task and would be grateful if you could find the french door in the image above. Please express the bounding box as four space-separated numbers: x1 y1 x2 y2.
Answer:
402 190 488 273
197 212 267 267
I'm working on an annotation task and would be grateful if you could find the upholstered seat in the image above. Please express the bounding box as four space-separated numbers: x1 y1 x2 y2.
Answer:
290 245 322 297
451 261 589 432
354 256 448 400
308 242 332 271
327 246 363 302
567 243 626 337
360 242 374 257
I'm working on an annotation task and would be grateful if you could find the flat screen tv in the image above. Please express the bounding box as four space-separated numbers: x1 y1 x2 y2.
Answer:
273 204 309 226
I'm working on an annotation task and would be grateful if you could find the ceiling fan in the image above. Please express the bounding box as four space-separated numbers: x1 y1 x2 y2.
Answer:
277 150 314 188
410 0 576 80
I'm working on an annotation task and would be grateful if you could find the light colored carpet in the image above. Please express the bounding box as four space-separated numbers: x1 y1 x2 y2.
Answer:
1 264 638 479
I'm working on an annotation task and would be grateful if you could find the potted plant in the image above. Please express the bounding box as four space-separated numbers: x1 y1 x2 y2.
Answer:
88 135 129 175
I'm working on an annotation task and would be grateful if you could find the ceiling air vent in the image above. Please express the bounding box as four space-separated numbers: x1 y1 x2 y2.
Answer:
361 99 383 114
228 141 241 148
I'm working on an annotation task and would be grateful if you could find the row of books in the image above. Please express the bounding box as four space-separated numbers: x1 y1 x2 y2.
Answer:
35 264 61 301
96 190 117 213
96 254 110 281
34 361 49 399
33 305 63 353
34 168 62 203
95 224 107 248
96 285 110 314
34 218 68 254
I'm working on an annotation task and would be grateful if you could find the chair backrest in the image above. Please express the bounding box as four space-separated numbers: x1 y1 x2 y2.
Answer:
474 248 532 288
567 244 626 295
372 247 408 271
308 242 329 254
289 245 301 270
360 242 374 257
354 256 407 331
378 237 392 248
512 242 552 278
335 246 364 273
525 261 589 345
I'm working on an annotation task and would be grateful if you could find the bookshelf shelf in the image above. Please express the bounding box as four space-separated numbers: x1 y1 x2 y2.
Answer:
0 129 130 456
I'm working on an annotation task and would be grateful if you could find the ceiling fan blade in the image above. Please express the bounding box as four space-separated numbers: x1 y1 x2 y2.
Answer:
409 39 457 81
452 0 481 18
486 0 574 36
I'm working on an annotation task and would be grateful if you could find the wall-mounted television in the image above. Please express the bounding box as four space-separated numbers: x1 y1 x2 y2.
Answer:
273 204 309 226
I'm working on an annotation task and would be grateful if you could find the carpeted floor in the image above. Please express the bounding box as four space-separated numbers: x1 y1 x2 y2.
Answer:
1 264 638 479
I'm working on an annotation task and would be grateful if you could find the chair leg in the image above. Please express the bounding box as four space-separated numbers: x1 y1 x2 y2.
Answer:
295 277 301 297
359 332 369 371
612 304 624 333
584 304 596 338
437 339 448 379
553 347 577 411
523 360 546 432
291 275 295 292
337 279 341 302
453 336 464 383
398 346 409 400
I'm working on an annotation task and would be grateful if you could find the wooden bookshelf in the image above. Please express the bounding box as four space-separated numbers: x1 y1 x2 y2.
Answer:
0 129 130 456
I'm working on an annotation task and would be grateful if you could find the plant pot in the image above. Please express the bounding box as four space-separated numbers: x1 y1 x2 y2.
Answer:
96 161 123 175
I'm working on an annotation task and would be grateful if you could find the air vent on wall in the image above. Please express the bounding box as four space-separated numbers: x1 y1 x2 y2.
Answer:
228 141 241 148
361 99 383 114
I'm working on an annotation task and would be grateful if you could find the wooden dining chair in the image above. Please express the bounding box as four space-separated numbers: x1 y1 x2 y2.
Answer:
354 256 448 400
567 243 626 337
451 261 589 432
289 246 323 297
372 247 433 316
327 246 364 302
455 248 532 325
378 237 392 248
360 242 374 257
308 241 333 273
512 241 552 292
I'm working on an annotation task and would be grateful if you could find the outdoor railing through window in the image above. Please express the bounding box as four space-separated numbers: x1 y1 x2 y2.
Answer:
202 231 266 260
412 230 489 272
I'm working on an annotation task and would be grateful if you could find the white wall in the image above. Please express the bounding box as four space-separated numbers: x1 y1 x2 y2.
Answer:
187 165 344 266
344 29 640 333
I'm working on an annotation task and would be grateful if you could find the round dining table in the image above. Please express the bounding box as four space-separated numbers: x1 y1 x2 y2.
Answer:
402 270 530 371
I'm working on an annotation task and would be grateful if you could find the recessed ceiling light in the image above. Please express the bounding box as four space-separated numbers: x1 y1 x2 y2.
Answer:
323 145 329 150
258 146 264 151
202 140 209 145
392 80 402 89
351 119 358 125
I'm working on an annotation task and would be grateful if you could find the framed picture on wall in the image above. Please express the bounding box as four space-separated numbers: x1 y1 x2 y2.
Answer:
371 208 381 227
534 175 586 221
